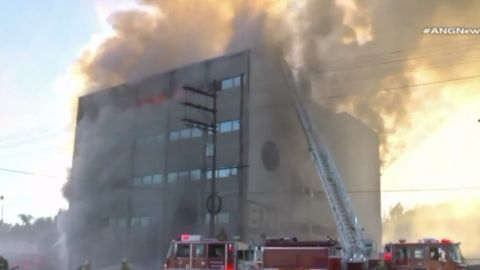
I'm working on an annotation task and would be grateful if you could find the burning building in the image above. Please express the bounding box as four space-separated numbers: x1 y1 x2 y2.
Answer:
65 48 380 269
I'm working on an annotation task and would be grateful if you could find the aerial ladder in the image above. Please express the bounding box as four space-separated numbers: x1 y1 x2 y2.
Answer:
279 60 367 262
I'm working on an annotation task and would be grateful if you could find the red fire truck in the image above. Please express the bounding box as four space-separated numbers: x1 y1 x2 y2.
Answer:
164 235 341 270
261 238 341 270
383 238 466 270
164 234 249 270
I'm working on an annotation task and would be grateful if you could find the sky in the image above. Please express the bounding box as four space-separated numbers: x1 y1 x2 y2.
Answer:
0 0 105 224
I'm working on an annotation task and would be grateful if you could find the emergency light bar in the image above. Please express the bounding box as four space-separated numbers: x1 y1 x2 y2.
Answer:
440 238 453 244
181 234 202 241
418 238 439 243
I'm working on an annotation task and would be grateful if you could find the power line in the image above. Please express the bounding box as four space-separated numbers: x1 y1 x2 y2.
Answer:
0 167 60 179
0 128 65 150
317 40 480 70
318 55 480 90
311 73 480 101
323 43 480 73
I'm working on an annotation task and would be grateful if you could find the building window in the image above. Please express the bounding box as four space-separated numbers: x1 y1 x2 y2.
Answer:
134 174 162 186
167 172 178 183
140 216 151 226
133 177 142 186
218 213 230 224
136 134 165 145
180 129 191 139
191 128 202 138
214 120 240 133
205 214 211 224
218 168 230 178
219 121 232 133
221 75 242 90
143 175 153 185
232 120 240 131
117 218 127 228
131 217 140 227
205 143 214 157
130 216 151 227
233 76 241 87
205 213 230 224
169 131 180 141
153 174 162 184
190 169 201 180
206 168 238 179
179 171 189 181
206 170 213 179
221 78 234 90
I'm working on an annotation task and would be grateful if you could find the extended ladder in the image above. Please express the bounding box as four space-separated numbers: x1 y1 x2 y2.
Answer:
279 60 366 262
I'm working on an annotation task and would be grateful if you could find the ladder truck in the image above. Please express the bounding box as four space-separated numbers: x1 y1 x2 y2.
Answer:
279 60 368 264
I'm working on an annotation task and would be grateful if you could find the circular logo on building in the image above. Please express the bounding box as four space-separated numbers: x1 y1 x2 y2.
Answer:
206 193 222 214
262 140 279 171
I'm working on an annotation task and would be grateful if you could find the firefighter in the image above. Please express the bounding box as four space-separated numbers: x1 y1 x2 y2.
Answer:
0 256 8 270
120 258 130 270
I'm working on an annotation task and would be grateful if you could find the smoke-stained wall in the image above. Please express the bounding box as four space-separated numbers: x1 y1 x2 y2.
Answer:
67 51 249 269
245 48 381 247
67 47 381 268
312 106 381 247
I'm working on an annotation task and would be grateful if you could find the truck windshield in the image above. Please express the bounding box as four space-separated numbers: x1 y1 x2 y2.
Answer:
448 244 464 264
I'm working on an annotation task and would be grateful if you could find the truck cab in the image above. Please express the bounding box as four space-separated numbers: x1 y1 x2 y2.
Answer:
384 238 465 270
164 235 253 270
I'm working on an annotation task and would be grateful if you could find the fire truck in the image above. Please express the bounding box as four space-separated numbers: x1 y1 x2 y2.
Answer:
383 238 466 270
164 234 342 270
164 234 247 270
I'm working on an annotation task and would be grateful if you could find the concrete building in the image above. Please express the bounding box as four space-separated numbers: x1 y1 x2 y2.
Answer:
65 49 381 269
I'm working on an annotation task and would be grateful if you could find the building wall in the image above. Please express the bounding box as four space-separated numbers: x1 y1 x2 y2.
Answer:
69 51 250 269
245 48 381 248
67 49 381 269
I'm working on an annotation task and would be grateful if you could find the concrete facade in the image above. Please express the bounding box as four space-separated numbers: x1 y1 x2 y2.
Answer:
66 49 381 269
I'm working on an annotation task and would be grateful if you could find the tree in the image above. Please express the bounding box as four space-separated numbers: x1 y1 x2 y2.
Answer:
18 214 33 226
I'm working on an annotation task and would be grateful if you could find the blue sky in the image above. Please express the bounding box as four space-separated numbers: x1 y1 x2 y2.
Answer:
0 0 100 223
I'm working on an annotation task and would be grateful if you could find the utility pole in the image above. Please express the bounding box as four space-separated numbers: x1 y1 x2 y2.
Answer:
181 81 220 238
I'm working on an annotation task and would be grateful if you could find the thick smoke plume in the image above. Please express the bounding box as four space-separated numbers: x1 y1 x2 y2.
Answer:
72 0 480 168
73 0 289 93
288 0 480 168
